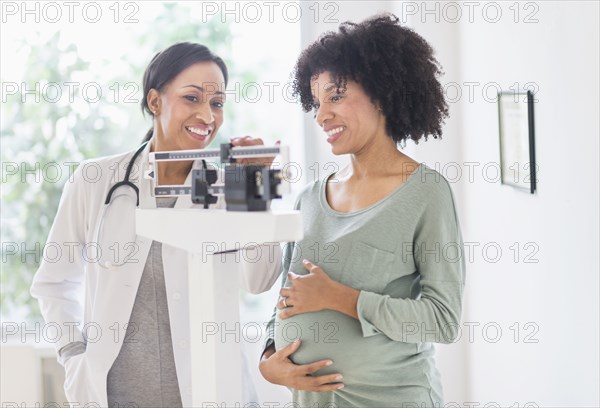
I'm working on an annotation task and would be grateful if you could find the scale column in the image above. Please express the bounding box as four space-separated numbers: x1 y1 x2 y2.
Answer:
187 252 243 405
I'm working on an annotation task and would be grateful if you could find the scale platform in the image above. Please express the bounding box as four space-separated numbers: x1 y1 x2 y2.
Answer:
136 208 302 252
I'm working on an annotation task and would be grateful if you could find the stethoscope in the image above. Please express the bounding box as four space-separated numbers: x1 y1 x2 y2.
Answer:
104 140 149 206
95 141 149 269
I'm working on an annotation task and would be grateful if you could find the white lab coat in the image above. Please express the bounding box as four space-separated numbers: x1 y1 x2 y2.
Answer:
30 143 282 406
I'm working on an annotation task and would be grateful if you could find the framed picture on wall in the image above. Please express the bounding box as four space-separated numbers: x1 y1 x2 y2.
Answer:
497 90 536 194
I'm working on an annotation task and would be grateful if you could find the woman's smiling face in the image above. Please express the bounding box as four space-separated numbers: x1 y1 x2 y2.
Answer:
310 71 387 156
148 61 226 152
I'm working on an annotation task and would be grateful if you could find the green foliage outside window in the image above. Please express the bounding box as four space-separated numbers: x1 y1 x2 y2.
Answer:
0 3 260 321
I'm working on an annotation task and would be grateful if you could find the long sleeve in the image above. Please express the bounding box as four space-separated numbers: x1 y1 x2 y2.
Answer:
30 162 89 354
239 243 282 295
261 241 294 355
261 191 306 355
356 178 466 344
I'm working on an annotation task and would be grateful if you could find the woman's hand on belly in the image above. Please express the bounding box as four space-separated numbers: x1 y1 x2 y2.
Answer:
259 339 345 392
279 259 360 320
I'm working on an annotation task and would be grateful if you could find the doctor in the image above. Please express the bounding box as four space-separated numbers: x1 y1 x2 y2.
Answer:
30 42 281 407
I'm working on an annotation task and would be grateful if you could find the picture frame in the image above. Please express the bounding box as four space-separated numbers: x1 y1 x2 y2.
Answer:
497 90 537 194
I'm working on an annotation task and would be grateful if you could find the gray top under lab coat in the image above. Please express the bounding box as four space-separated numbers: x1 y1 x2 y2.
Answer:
107 196 182 407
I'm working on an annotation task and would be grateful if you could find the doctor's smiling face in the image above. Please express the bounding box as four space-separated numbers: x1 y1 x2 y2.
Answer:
146 61 226 152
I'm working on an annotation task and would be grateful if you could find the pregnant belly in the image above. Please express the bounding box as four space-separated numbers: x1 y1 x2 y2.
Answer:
274 310 420 385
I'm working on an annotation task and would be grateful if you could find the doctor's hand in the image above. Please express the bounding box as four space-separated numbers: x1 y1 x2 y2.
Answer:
259 340 344 392
278 259 361 320
230 136 280 166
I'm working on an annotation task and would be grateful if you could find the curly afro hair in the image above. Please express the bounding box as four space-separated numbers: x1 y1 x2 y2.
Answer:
292 13 449 145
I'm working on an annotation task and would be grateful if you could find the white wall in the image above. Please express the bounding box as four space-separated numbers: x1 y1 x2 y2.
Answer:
0 345 42 405
456 2 599 406
303 1 599 406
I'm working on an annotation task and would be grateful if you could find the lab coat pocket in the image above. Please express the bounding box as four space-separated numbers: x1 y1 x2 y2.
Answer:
341 241 395 293
63 352 87 403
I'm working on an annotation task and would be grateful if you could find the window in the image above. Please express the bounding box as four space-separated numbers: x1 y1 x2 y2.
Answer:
0 2 301 332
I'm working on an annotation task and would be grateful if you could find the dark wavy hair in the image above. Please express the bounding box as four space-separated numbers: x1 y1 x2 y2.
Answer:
292 13 448 145
140 42 228 143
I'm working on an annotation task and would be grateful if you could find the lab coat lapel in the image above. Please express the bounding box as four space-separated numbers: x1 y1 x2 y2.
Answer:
103 142 155 330
92 144 155 374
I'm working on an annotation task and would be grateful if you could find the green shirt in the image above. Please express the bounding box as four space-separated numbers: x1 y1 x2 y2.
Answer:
266 163 466 407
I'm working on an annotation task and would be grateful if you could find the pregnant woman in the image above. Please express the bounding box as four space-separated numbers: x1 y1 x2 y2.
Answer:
259 14 466 407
